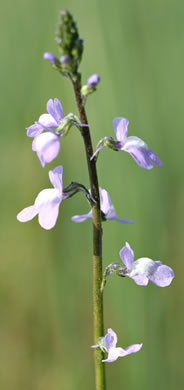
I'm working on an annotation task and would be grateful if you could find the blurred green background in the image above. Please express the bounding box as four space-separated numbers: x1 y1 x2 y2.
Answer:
1 0 183 389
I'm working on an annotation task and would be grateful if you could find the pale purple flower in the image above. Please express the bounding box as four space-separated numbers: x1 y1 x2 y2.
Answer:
43 52 57 64
91 328 142 363
113 118 163 169
26 98 64 166
17 166 65 230
91 117 163 169
87 74 100 88
72 187 133 224
119 242 174 287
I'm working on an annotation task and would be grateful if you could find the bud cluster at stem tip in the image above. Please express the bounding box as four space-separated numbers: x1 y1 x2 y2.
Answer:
56 10 83 76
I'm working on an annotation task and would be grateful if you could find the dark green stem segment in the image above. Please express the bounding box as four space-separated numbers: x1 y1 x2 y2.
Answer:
72 78 106 390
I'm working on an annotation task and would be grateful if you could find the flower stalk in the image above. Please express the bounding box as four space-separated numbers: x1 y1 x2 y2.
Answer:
71 78 106 390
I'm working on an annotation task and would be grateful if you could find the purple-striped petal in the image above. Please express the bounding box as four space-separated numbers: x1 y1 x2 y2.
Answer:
120 242 134 271
113 117 129 145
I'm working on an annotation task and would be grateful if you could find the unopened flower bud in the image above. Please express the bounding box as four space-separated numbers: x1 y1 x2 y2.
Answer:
87 74 100 89
60 55 71 64
43 52 57 64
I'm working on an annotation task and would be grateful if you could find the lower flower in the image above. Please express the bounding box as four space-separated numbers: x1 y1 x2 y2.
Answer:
91 328 142 363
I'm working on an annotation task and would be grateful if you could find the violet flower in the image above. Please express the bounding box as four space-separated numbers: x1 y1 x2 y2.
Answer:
91 328 142 363
26 98 64 167
17 166 65 230
119 242 174 287
92 117 163 170
72 187 133 224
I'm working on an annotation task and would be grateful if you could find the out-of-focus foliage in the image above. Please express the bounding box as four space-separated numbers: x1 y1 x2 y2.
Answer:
0 0 183 389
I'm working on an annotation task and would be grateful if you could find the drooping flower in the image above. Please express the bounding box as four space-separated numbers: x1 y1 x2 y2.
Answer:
91 328 142 363
26 98 64 167
72 187 133 224
17 166 65 230
91 117 163 170
119 242 174 287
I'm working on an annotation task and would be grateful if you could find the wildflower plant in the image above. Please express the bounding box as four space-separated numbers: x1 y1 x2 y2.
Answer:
17 10 174 390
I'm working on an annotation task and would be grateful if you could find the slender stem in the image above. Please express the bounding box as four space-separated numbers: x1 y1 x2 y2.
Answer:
72 78 106 390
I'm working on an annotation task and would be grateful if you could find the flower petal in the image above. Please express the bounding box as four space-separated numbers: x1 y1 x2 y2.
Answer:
149 150 163 167
26 123 43 137
99 188 112 215
39 113 58 128
112 216 134 224
148 264 174 287
38 200 61 230
123 136 161 169
34 188 61 208
72 210 92 223
113 117 129 145
103 343 142 362
119 343 143 356
33 132 60 166
102 347 121 362
130 274 149 286
54 98 64 120
17 205 38 222
104 329 118 352
49 166 63 193
120 242 134 271
90 144 105 160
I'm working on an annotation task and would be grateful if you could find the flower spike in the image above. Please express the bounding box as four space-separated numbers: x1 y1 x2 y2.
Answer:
91 328 142 363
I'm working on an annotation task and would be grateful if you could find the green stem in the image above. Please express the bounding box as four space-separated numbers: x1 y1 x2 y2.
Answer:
72 78 106 390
